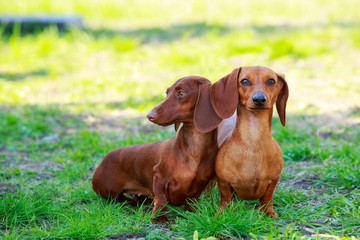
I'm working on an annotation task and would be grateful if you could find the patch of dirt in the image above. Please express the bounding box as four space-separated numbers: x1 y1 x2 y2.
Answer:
289 112 360 141
281 160 356 196
0 149 30 164
20 160 63 179
17 160 62 172
0 183 17 197
109 232 147 240
290 178 325 191
283 161 323 179
279 161 331 196
2 160 63 180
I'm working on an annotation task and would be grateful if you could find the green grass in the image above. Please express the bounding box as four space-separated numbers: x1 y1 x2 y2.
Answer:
1 0 360 239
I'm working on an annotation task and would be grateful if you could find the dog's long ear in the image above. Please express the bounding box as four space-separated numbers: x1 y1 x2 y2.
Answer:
276 73 289 127
210 68 240 119
194 81 222 133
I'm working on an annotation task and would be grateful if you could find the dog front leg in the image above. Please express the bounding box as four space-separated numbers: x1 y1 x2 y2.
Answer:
259 178 279 218
218 179 235 212
151 175 169 223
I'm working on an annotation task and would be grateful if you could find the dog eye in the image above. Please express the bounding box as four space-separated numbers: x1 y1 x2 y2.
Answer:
177 91 184 97
240 79 250 86
267 78 276 86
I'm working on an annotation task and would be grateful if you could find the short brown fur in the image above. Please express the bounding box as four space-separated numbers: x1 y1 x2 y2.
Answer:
210 66 289 217
92 76 220 223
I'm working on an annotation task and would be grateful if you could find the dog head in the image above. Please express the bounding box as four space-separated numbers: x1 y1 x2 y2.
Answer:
210 66 289 127
147 76 221 132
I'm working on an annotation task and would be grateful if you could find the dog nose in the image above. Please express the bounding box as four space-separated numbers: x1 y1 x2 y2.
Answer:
253 92 267 106
147 111 156 122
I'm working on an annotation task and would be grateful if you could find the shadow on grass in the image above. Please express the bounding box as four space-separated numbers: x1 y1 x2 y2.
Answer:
1 20 359 43
0 69 48 81
1 100 359 160
86 22 230 43
0 98 168 148
83 21 360 44
0 22 230 42
1 101 359 154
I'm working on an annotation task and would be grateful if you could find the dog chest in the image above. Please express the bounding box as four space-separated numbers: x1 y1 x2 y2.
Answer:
216 141 282 184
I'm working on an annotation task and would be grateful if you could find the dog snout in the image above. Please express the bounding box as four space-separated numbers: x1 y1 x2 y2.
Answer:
147 111 156 122
252 92 267 106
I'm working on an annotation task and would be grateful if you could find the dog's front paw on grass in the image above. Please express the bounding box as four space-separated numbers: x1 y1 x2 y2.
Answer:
266 211 279 218
260 208 279 218
151 215 169 224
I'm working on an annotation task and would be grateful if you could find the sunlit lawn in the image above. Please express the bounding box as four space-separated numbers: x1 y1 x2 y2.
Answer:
1 0 360 239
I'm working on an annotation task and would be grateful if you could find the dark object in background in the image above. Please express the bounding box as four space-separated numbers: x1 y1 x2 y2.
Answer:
0 15 83 34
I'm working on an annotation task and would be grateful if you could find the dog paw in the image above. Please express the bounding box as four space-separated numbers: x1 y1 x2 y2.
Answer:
151 215 169 224
267 211 279 218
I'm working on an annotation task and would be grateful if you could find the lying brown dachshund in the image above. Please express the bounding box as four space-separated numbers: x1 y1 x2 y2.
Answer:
208 66 289 217
92 76 221 223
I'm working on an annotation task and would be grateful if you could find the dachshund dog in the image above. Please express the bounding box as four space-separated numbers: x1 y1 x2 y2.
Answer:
92 76 221 223
208 66 289 217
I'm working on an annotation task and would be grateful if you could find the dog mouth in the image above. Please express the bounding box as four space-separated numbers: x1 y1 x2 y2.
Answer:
154 121 174 126
248 106 271 111
149 117 181 127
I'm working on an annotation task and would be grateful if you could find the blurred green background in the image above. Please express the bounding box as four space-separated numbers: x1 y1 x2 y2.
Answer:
1 0 360 117
1 0 360 239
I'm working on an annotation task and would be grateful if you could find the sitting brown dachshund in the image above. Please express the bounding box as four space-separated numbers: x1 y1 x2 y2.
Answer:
208 66 289 217
92 76 221 223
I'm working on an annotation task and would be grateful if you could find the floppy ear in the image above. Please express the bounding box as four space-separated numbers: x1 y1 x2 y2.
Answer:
194 82 222 133
276 73 289 127
210 68 240 119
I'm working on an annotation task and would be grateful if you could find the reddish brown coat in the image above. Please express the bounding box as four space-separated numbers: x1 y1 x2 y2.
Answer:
209 66 289 217
92 76 220 222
